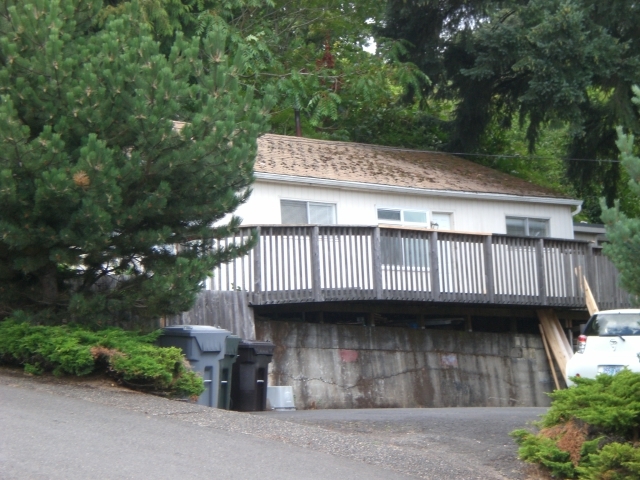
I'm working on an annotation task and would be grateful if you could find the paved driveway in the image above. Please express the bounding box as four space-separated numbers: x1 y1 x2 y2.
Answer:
0 368 544 479
260 407 548 479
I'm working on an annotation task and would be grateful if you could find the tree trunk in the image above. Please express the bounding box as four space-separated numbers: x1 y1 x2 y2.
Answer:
39 263 59 305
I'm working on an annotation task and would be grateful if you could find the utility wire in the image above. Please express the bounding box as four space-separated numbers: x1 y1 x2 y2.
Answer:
293 134 625 163
448 152 621 163
366 142 623 163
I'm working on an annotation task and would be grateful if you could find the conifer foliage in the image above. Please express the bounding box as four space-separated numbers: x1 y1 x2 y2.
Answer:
0 0 272 323
601 86 640 300
512 370 640 479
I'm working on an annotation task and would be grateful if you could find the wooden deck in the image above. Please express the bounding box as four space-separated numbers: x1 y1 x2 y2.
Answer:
207 225 631 310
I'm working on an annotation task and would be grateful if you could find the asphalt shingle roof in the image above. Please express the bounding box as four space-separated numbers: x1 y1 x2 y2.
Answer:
255 134 568 199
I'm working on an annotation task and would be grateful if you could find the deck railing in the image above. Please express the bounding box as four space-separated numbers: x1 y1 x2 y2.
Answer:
207 225 632 309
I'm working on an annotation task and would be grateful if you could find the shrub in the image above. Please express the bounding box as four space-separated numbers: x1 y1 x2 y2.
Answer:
0 314 204 398
577 442 640 480
512 370 640 479
512 428 577 478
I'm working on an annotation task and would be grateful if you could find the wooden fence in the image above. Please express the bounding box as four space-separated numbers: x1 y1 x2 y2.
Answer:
206 225 632 309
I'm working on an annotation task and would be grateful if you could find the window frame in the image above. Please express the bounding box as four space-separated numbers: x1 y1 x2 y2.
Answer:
430 212 453 230
376 207 429 226
505 216 550 237
376 208 402 222
376 207 454 230
280 199 337 225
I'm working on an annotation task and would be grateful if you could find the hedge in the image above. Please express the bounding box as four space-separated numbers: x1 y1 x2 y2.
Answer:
0 313 204 398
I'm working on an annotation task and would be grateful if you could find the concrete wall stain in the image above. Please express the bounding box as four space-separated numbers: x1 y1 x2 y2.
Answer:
339 349 359 362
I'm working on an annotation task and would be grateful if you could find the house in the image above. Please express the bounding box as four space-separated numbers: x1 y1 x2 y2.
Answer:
233 134 582 238
211 133 626 311
179 134 631 409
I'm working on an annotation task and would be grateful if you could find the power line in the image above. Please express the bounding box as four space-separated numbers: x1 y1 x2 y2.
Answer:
364 141 623 163
445 151 621 163
290 134 625 163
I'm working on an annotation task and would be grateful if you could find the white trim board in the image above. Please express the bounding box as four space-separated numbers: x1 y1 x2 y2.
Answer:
254 172 582 207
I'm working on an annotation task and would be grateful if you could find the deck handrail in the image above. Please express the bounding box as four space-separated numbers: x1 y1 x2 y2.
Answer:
207 225 632 309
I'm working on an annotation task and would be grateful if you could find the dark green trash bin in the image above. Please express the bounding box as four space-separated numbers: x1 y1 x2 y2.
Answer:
231 340 275 411
158 325 240 409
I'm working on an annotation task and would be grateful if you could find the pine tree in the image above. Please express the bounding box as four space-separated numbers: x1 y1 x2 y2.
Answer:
601 86 640 300
0 0 273 324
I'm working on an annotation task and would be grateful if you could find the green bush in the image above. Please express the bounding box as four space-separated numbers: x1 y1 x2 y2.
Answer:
542 372 640 438
512 370 640 479
512 429 577 478
0 314 204 398
577 442 640 480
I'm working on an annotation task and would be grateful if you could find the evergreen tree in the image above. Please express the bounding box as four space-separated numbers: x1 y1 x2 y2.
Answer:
100 0 431 145
379 0 640 219
601 86 640 300
0 0 272 323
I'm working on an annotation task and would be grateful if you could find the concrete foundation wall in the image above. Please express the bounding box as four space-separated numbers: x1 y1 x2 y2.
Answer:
256 320 554 409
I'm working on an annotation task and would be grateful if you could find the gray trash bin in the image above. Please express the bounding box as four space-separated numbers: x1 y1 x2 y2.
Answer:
158 325 240 408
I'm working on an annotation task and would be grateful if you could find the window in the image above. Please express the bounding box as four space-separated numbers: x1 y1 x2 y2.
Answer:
377 208 453 230
281 200 336 225
584 312 640 336
431 212 452 230
377 208 427 225
506 217 549 237
403 210 427 223
377 208 401 221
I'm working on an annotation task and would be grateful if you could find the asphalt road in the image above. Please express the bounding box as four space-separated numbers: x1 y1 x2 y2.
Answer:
0 368 546 479
0 384 410 480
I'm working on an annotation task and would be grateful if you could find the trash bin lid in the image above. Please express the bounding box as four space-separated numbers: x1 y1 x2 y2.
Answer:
224 335 241 356
161 325 233 353
239 340 275 356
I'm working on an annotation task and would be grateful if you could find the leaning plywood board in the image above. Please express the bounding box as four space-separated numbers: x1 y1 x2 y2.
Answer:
575 266 599 316
537 309 573 381
538 324 560 390
583 276 599 316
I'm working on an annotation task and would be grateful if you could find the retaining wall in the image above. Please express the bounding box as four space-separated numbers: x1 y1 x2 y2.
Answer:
256 320 553 409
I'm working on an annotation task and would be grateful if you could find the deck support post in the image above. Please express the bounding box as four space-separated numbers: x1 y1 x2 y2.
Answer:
311 226 324 302
252 226 262 303
372 227 383 300
483 235 495 303
536 238 548 306
586 244 596 301
429 231 440 301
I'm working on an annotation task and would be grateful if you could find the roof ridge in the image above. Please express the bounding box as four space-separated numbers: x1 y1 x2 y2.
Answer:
259 133 457 157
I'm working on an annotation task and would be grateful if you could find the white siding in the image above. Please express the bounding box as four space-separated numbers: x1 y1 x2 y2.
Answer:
232 180 576 239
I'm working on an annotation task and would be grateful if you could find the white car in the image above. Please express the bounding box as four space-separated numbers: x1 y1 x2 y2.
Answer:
566 309 640 386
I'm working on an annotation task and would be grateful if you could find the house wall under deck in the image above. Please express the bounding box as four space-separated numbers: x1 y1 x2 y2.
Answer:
256 319 554 409
233 180 577 239
170 291 591 409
